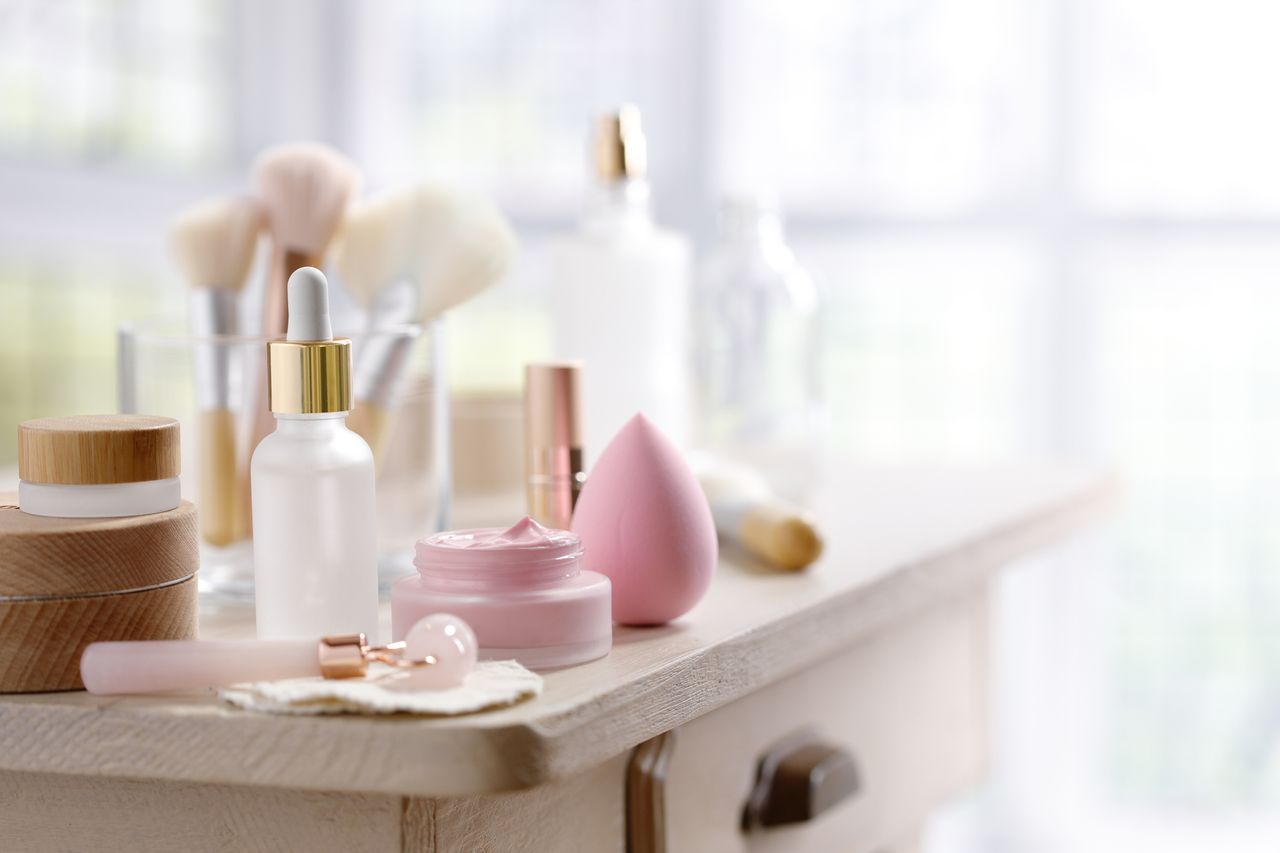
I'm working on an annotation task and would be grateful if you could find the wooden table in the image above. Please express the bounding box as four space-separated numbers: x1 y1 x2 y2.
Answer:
0 465 1114 853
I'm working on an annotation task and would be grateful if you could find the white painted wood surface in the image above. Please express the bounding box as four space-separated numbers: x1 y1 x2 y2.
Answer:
0 465 1114 800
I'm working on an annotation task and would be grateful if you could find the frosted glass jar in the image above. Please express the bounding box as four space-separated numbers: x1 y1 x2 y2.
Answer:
391 517 611 670
18 415 182 518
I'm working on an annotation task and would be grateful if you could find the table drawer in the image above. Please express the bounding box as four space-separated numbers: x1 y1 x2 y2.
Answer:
0 588 991 853
660 587 989 853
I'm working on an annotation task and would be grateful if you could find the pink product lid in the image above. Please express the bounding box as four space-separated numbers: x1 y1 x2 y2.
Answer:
414 516 583 590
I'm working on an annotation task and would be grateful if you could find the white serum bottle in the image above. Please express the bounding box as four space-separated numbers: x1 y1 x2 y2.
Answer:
252 267 379 640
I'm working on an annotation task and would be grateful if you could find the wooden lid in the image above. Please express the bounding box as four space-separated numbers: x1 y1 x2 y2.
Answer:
18 415 180 485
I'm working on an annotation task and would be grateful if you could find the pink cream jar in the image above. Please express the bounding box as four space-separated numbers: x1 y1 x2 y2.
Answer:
390 516 612 669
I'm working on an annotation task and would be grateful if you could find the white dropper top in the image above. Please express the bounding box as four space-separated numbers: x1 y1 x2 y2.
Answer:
286 266 334 342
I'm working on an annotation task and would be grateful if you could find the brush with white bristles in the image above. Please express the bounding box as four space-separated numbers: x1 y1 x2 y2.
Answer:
253 143 361 339
334 182 517 458
169 194 263 547
243 144 361 532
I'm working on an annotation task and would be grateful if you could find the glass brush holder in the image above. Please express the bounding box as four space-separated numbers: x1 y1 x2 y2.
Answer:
117 316 450 602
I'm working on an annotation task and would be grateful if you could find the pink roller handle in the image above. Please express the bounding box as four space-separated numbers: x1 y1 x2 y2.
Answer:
80 639 321 695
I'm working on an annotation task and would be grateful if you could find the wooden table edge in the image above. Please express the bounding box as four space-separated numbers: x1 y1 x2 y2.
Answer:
0 469 1119 798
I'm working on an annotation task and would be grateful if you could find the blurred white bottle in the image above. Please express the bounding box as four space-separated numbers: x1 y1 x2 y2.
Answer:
549 105 692 458
694 194 823 498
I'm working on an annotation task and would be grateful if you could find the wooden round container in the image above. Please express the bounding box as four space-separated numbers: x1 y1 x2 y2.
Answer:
1 414 199 693
0 498 199 692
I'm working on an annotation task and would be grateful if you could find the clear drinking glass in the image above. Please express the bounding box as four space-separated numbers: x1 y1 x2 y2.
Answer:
116 316 450 602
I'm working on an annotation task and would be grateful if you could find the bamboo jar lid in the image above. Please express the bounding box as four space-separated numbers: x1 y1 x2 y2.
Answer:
19 415 180 485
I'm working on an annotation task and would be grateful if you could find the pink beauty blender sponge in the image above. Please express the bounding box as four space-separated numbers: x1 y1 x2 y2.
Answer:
571 413 717 625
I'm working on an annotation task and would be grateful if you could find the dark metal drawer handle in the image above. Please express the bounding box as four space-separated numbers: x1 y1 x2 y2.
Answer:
742 730 860 831
628 731 677 853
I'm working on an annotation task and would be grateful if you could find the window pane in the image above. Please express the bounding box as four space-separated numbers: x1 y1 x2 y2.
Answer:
0 0 231 170
798 234 1040 460
711 0 1050 214
1077 0 1280 216
352 0 695 213
1089 238 1280 806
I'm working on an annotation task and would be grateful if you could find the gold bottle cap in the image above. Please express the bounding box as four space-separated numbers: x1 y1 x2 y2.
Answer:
267 339 352 414
18 415 180 485
593 104 647 181
268 267 352 415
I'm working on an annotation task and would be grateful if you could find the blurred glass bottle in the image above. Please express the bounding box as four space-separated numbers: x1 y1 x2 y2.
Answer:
694 195 823 497
549 106 692 459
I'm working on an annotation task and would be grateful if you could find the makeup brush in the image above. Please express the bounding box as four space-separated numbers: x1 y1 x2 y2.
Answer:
253 142 361 339
169 195 263 547
244 144 360 527
690 453 824 572
334 182 517 457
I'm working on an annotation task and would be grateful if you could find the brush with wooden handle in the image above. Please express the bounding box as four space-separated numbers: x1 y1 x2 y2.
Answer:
243 144 360 530
169 195 263 547
334 182 517 460
691 453 824 572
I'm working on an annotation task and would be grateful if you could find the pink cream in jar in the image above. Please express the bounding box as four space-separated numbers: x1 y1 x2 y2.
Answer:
390 516 612 669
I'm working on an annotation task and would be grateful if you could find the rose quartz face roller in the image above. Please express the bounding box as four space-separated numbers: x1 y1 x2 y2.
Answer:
80 613 477 696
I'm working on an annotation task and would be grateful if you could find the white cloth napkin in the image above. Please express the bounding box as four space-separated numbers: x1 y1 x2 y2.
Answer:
219 659 543 716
